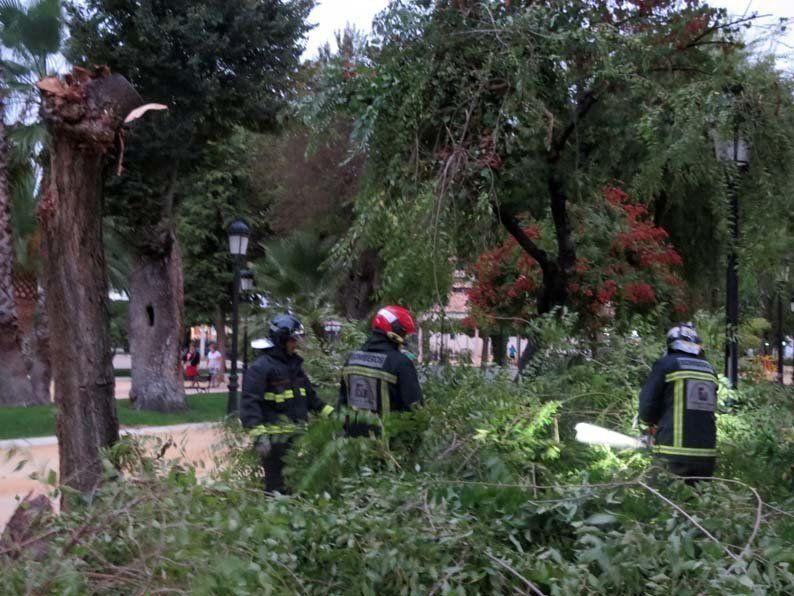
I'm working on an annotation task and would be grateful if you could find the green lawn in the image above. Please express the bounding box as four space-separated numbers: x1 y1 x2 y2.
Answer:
0 393 228 441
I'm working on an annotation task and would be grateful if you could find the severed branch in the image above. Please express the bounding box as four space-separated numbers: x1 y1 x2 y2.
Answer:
485 552 546 596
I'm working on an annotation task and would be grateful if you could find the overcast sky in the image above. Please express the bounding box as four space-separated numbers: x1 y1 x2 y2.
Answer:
304 0 794 69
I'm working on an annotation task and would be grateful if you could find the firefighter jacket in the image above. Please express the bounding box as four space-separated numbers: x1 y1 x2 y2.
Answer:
240 346 333 441
639 350 718 461
339 333 423 417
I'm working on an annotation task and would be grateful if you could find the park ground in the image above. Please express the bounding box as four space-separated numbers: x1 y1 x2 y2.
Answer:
0 423 225 531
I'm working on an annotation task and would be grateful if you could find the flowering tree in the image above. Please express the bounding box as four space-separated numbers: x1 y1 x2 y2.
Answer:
466 187 686 331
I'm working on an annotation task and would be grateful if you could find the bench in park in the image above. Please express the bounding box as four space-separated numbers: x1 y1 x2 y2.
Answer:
185 370 212 393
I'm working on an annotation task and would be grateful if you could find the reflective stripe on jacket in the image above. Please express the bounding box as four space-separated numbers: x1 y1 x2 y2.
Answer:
240 346 333 440
339 333 422 416
639 351 718 460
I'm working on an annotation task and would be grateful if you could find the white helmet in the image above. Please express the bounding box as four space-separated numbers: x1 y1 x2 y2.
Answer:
666 322 701 355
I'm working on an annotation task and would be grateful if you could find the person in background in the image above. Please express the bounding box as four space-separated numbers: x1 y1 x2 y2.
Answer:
639 322 718 482
240 314 334 493
206 342 223 387
182 340 200 380
339 305 423 438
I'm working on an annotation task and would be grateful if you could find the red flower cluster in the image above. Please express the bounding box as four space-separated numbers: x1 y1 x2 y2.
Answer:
466 187 687 327
606 186 683 270
625 282 657 304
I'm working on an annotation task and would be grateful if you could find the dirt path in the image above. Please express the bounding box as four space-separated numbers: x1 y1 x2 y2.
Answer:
0 424 226 531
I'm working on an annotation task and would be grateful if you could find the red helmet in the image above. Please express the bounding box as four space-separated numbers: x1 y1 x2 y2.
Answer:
372 305 416 343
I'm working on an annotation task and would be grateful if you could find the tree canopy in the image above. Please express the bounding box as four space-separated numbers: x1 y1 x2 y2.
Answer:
305 0 794 326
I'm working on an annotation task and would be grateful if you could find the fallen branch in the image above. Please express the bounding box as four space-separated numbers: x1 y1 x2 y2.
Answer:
485 552 546 596
637 480 741 564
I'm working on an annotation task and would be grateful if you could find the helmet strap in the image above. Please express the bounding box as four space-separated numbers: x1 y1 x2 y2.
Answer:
386 331 404 344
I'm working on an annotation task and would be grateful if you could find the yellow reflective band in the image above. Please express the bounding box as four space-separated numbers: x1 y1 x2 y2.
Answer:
263 388 307 403
655 445 717 458
320 404 334 418
248 422 304 436
342 365 397 385
248 425 268 438
665 371 718 384
674 379 684 448
380 379 390 415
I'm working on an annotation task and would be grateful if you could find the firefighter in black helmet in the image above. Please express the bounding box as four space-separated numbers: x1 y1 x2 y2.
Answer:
639 322 718 481
240 313 334 492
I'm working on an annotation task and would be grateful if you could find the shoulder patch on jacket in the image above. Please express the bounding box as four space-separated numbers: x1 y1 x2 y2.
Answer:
677 357 715 374
348 351 388 369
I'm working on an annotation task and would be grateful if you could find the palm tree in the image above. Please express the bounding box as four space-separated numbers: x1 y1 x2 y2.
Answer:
0 87 34 404
256 232 339 312
0 0 62 405
254 231 342 342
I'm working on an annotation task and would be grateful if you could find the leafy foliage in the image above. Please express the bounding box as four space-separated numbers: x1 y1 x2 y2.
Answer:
3 324 794 594
65 0 314 254
177 130 260 325
467 187 686 332
305 0 794 325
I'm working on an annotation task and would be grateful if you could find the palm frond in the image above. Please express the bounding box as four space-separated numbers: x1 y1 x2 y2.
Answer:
254 232 340 313
8 122 46 160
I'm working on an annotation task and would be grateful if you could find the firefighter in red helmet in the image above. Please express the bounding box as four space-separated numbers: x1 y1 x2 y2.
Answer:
339 305 423 437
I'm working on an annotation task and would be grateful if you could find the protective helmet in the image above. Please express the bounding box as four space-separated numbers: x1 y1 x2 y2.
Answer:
666 322 701 355
372 305 416 344
269 313 305 348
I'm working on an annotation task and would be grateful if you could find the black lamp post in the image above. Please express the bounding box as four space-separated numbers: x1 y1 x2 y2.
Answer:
226 219 251 414
713 108 749 389
240 268 254 378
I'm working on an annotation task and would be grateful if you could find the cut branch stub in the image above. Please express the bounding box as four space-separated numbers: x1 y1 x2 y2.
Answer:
37 66 144 148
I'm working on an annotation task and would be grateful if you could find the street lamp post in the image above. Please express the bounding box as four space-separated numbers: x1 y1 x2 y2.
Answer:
240 268 254 378
226 219 251 414
713 108 749 389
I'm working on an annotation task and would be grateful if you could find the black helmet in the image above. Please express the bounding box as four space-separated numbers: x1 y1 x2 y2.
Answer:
666 322 701 355
269 313 305 348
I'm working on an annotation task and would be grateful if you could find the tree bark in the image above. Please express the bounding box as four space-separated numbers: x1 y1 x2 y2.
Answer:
28 288 52 404
491 331 506 366
128 229 186 412
480 334 490 368
0 92 36 407
337 248 381 319
37 67 140 497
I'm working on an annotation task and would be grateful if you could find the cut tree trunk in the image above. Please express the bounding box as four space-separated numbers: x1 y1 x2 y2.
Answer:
0 93 35 407
128 230 186 412
37 67 142 497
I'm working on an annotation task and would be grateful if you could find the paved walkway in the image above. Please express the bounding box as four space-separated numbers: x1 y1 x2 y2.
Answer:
0 423 226 532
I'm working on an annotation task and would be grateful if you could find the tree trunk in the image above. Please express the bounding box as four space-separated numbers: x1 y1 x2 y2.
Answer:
29 288 52 404
338 248 381 319
480 334 490 369
515 332 540 381
0 93 35 407
37 67 141 498
491 331 506 366
15 273 51 405
128 230 186 412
